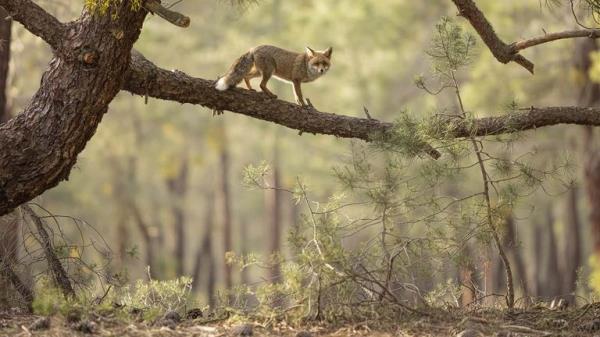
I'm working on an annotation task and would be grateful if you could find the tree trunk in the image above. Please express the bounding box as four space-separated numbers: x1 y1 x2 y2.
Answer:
544 207 561 298
532 219 544 297
504 215 530 305
166 154 189 276
192 190 215 306
0 0 148 216
219 121 233 295
563 186 581 302
240 218 249 285
131 202 156 273
267 141 282 283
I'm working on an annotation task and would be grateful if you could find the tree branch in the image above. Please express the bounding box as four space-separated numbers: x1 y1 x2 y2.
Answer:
124 51 393 141
0 3 148 216
452 0 600 74
451 0 534 74
450 106 600 137
0 0 65 50
144 0 190 27
512 29 600 52
123 52 600 141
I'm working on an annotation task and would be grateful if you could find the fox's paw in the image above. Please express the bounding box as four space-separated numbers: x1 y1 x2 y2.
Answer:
263 92 277 99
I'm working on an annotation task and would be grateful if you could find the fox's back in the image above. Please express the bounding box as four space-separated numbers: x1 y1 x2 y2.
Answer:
250 45 303 79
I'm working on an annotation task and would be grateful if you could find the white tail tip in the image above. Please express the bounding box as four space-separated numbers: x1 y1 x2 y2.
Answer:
215 77 229 91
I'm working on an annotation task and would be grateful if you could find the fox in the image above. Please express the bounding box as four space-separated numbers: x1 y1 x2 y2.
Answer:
214 45 332 106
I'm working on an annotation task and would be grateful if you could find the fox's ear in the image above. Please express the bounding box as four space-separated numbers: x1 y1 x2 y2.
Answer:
323 47 333 59
305 46 316 57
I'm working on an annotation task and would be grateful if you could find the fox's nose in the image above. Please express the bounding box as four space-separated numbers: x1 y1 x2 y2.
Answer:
319 69 324 73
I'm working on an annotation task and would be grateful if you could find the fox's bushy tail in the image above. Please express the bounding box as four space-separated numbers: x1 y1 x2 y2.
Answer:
215 51 254 91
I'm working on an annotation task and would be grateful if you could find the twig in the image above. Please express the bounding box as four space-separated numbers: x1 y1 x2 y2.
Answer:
22 204 75 298
143 0 190 27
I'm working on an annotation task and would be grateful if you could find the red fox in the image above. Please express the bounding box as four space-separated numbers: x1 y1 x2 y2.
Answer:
215 45 332 106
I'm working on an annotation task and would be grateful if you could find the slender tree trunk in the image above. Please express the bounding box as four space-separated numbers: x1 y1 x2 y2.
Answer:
532 219 544 298
166 154 189 276
240 218 249 285
544 207 561 298
459 254 476 307
191 190 217 308
504 215 530 305
219 122 233 295
563 185 581 302
131 202 156 273
267 141 282 283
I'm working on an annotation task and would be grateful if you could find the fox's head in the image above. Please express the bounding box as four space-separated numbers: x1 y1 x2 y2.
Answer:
306 47 332 76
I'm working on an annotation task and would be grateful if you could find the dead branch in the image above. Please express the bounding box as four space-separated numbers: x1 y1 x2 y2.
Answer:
144 0 190 27
22 205 75 298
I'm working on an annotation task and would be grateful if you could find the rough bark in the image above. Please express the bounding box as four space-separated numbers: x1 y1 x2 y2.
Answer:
0 0 147 216
452 0 600 74
124 51 600 141
451 0 534 73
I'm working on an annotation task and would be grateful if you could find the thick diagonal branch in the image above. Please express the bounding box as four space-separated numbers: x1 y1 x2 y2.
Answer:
0 0 65 50
0 1 148 216
124 51 393 141
452 0 534 73
123 52 600 138
452 0 600 74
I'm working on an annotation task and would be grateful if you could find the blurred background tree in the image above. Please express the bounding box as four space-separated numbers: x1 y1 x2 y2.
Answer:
1 0 599 313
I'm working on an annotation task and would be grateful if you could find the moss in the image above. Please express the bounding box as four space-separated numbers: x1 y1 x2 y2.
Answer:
84 0 143 14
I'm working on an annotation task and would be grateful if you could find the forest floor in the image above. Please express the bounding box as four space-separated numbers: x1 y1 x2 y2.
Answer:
3 304 600 336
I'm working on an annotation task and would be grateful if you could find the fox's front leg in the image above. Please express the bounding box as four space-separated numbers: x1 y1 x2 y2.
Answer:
293 80 306 106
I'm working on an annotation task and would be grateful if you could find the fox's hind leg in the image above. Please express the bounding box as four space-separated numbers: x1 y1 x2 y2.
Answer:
253 56 277 98
259 71 277 98
244 68 260 91
244 78 254 91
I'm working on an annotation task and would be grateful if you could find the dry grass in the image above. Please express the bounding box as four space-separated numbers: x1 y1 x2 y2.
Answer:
3 303 600 336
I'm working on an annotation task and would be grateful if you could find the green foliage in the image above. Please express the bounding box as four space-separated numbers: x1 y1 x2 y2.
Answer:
31 278 109 317
116 276 193 318
427 17 477 75
84 0 142 14
32 281 70 316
